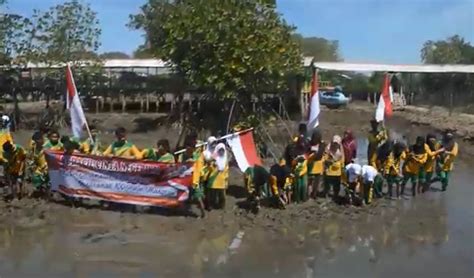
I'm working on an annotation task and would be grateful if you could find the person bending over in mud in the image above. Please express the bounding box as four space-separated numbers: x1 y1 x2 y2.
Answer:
361 165 383 205
307 129 326 199
103 127 142 159
437 132 458 192
44 130 63 151
142 139 175 163
29 132 49 196
384 142 406 199
367 119 388 167
323 135 344 200
244 164 284 211
421 134 444 192
79 125 103 155
401 136 427 197
344 162 362 206
1 141 26 199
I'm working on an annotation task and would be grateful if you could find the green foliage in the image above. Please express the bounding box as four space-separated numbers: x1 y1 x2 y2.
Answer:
100 51 131 59
292 34 341 62
129 0 302 99
133 44 155 58
418 35 474 106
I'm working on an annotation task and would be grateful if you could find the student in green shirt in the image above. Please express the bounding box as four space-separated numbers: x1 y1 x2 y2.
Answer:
142 139 175 163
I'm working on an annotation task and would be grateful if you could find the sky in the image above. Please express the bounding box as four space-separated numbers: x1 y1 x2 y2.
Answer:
4 0 474 63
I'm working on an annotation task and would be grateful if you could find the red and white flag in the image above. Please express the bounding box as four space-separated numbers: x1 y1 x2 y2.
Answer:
226 130 262 172
308 67 320 129
375 73 393 122
65 64 88 139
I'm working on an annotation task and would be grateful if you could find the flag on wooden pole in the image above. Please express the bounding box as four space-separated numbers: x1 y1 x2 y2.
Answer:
65 64 90 139
375 73 393 122
308 67 320 129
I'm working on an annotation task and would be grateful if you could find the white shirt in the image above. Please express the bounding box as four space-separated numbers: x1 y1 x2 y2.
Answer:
362 165 378 183
345 163 362 183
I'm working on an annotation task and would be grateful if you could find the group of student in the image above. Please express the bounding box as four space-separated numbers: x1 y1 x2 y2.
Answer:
0 114 460 218
242 119 459 211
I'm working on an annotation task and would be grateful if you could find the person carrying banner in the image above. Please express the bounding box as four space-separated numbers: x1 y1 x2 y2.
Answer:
44 130 64 151
401 136 427 197
323 135 344 200
307 130 326 199
1 142 26 199
384 142 406 199
80 125 103 155
103 127 142 159
142 139 175 163
422 134 444 192
206 143 229 210
437 132 458 192
367 119 388 167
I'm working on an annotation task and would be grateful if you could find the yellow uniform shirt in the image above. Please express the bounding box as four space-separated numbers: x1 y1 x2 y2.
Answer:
324 154 344 177
384 151 406 176
0 130 13 160
32 149 48 176
403 152 427 175
308 146 325 175
367 129 388 166
103 141 142 159
441 143 458 172
424 143 440 173
2 144 26 176
293 158 308 177
207 163 229 190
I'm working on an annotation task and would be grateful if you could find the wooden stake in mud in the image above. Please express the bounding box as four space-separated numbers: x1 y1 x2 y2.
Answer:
146 93 150 112
121 93 126 113
109 96 114 112
226 99 236 134
95 97 99 114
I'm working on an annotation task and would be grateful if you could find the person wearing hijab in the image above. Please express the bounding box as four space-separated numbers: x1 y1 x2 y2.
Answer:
342 129 357 166
206 143 229 209
401 136 427 197
384 142 406 199
437 132 458 191
323 135 345 200
307 129 326 199
422 134 444 192
367 119 388 167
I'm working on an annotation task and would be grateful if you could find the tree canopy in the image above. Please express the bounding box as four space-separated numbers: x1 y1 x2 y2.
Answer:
292 34 341 62
129 0 302 99
100 51 131 59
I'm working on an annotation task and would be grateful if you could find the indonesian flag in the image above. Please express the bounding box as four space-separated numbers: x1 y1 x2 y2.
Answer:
65 64 88 139
226 130 262 172
308 67 320 129
375 73 393 122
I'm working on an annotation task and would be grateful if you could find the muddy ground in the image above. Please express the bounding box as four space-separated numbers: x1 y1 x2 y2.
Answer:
0 101 473 277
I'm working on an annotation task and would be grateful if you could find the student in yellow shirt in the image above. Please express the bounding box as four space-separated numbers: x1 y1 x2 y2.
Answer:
422 134 444 192
401 136 427 197
182 134 206 218
43 130 64 151
142 139 175 163
384 142 406 199
30 132 49 192
367 119 388 167
307 130 326 199
103 127 142 159
438 132 458 192
2 142 26 199
269 159 292 207
206 143 228 210
80 125 103 155
0 116 13 162
323 135 345 200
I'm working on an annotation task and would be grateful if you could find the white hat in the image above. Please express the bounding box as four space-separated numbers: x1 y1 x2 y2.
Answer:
207 136 217 144
332 135 342 145
1 115 9 122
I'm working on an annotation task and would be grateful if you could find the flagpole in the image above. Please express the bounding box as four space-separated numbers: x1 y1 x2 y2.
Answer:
174 128 254 155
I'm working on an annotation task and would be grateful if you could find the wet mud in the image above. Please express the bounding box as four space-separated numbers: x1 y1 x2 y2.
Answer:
0 102 473 277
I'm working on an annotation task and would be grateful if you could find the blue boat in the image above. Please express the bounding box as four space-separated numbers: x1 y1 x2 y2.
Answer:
319 86 349 108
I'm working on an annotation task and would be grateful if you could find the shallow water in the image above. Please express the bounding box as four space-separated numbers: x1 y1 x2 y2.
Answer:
0 135 473 277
